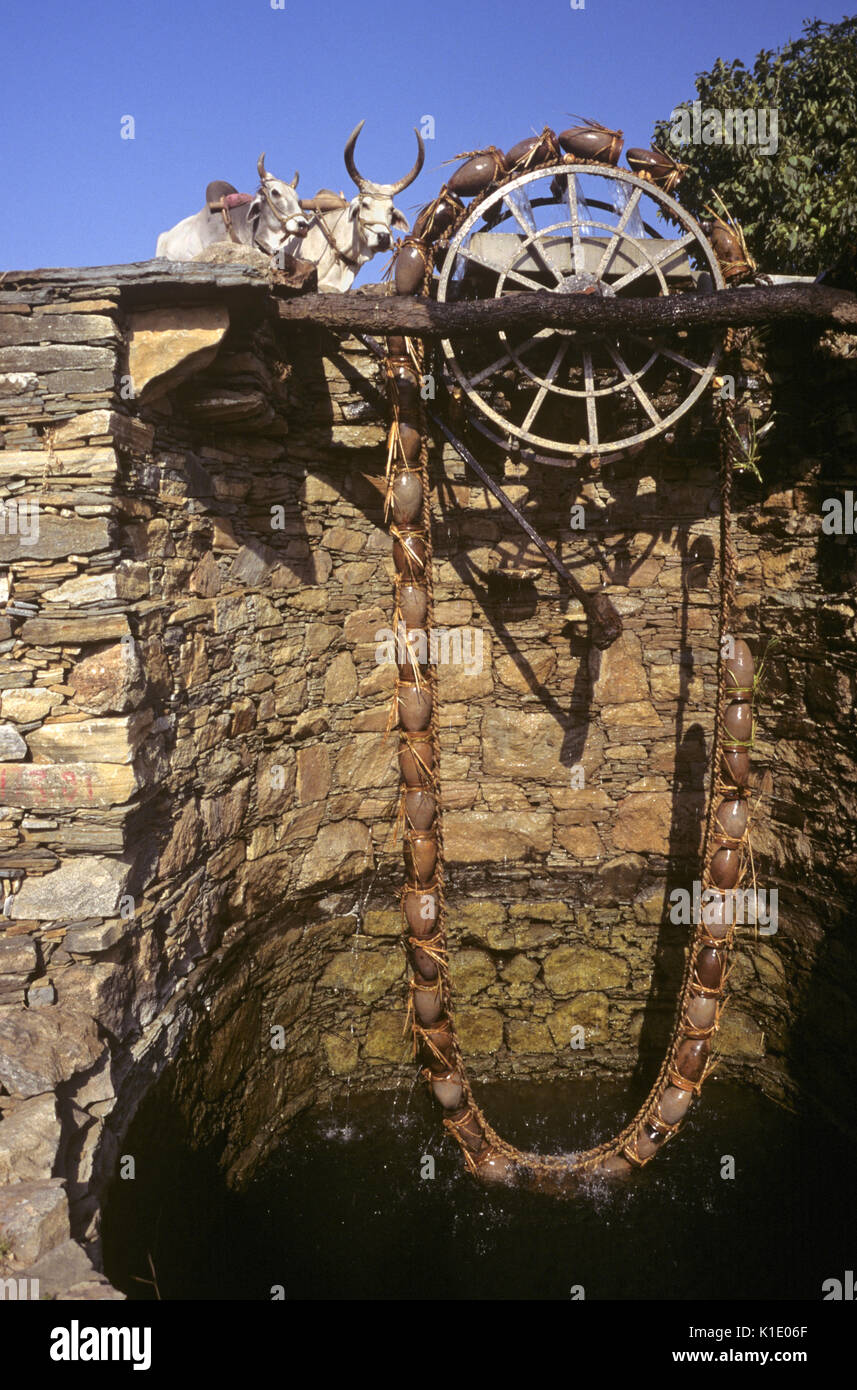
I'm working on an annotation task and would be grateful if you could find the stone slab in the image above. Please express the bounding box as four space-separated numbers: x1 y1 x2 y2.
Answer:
0 762 141 809
0 1005 103 1097
9 856 130 920
0 1179 69 1265
0 517 111 563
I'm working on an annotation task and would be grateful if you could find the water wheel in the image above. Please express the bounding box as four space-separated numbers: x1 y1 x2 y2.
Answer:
435 162 726 463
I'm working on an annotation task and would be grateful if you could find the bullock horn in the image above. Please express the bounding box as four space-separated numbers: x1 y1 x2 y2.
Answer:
344 120 426 195
383 128 426 195
257 152 269 182
290 171 299 189
344 119 369 190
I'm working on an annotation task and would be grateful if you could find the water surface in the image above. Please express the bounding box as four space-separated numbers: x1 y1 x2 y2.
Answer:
103 1078 854 1300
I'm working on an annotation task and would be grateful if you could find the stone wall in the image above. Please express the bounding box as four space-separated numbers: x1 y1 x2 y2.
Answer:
0 265 854 1293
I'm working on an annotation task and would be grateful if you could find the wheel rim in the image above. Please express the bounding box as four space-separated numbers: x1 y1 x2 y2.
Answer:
436 163 726 463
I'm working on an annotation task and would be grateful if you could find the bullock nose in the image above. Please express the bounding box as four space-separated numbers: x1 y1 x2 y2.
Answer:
377 232 391 250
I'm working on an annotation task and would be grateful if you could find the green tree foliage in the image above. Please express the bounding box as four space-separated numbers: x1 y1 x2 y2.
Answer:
653 16 857 275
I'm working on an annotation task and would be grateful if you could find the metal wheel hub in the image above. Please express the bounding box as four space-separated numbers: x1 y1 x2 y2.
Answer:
553 271 613 296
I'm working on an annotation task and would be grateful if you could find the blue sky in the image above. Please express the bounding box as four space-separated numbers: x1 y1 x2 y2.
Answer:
0 1 845 273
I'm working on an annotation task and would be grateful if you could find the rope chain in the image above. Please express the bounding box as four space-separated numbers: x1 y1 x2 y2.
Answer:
383 171 749 1182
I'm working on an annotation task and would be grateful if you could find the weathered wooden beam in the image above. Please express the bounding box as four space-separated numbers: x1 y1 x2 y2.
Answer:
3 263 854 332
274 284 857 336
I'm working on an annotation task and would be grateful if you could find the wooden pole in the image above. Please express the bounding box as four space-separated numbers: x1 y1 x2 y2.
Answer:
275 284 857 336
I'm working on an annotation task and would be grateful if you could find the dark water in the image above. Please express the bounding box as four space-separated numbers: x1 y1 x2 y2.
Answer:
103 1077 855 1301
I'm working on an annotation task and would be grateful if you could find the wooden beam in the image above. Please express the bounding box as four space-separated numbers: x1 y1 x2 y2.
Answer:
274 284 857 336
3 263 854 333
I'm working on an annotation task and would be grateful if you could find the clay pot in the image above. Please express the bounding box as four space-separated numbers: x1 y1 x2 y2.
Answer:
475 1147 515 1185
397 583 428 629
701 892 729 938
448 151 505 197
397 630 428 681
453 150 505 193
391 470 424 526
388 360 420 394
397 583 428 628
430 1070 464 1110
447 1106 484 1151
405 831 438 885
710 846 741 889
386 335 408 358
405 788 436 831
724 638 754 694
558 124 623 163
686 993 717 1029
388 361 421 417
721 745 750 787
701 219 751 278
397 682 432 731
413 191 464 242
626 146 685 189
394 240 429 295
420 1020 455 1071
716 797 748 841
723 699 753 744
505 129 559 168
674 1036 710 1082
390 392 421 426
595 1154 633 1177
631 1123 664 1161
695 946 724 990
398 734 435 787
413 979 443 1025
658 1085 693 1126
404 888 437 935
410 945 438 981
393 530 426 577
395 421 422 464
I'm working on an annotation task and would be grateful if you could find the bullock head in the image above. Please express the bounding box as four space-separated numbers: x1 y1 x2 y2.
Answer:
249 153 310 253
343 121 425 252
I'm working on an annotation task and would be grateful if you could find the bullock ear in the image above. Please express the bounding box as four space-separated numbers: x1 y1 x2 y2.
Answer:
348 196 360 222
248 196 262 227
390 206 410 233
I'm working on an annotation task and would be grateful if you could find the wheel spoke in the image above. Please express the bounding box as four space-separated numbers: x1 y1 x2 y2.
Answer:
606 343 662 424
565 175 582 275
519 340 569 431
593 187 643 280
629 333 708 376
503 186 537 234
610 233 695 292
467 331 554 387
582 349 599 447
504 194 564 286
457 245 545 293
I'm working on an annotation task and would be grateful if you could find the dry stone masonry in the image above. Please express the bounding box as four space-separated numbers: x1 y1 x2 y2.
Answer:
0 263 855 1289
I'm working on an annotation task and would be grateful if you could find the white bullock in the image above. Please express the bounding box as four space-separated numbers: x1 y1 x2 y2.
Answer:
282 121 425 292
156 154 309 261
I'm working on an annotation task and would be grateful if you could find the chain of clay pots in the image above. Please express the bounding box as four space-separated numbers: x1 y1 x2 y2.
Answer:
383 138 758 1184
